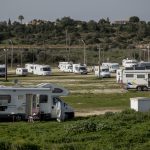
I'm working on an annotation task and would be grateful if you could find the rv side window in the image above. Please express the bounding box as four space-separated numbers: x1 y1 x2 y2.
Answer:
39 95 48 103
137 74 145 78
0 95 11 103
126 74 134 78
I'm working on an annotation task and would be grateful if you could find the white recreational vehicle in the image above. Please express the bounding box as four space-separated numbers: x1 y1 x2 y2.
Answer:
122 58 138 68
94 65 111 78
0 64 5 77
0 83 74 121
16 68 28 76
116 68 150 91
72 64 88 74
58 62 73 72
33 64 51 75
102 63 119 73
25 64 34 73
25 64 51 76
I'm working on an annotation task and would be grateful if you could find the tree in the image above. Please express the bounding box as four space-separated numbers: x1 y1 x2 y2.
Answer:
18 15 24 24
129 16 140 23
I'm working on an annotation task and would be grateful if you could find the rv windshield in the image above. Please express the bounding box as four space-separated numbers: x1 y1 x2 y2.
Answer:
80 67 86 71
43 67 51 71
112 65 119 68
0 68 5 72
102 69 109 72
22 69 28 72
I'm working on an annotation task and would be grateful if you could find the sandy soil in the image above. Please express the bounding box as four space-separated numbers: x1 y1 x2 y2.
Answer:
75 109 122 117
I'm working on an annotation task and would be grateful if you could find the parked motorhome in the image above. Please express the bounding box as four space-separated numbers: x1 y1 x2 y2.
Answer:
73 64 87 74
58 62 73 72
25 64 51 76
33 64 51 75
16 68 28 76
116 68 150 91
0 64 5 77
122 59 138 68
94 65 111 78
25 64 34 73
102 63 119 73
0 83 74 121
138 61 150 69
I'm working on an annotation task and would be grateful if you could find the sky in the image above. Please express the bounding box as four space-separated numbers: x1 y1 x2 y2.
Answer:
0 0 150 23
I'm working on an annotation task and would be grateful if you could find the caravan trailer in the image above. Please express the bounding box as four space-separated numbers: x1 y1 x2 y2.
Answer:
72 64 87 74
16 68 28 76
102 63 119 73
0 64 5 77
0 83 74 121
117 68 150 91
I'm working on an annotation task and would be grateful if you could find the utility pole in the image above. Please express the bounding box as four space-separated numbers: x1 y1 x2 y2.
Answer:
9 40 13 70
81 40 86 65
147 45 150 62
98 45 101 78
4 49 8 81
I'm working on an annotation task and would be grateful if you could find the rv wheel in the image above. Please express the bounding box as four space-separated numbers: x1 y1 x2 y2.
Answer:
137 86 142 91
143 86 148 91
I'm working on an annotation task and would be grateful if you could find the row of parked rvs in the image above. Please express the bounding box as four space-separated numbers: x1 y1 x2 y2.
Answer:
58 62 88 74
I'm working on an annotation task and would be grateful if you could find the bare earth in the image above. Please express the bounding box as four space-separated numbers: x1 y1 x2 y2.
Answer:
75 109 122 117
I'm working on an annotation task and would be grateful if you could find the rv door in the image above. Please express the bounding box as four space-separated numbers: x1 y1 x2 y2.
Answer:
148 74 150 87
51 97 65 121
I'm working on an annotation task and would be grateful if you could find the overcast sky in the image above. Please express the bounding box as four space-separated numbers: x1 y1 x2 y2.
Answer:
0 0 150 22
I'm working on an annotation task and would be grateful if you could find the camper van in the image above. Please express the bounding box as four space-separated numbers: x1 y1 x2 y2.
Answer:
33 64 51 75
0 64 5 77
25 64 51 76
94 65 111 78
116 68 150 91
138 61 150 69
58 62 73 72
73 64 87 74
0 83 74 121
122 59 138 68
16 68 28 76
102 63 119 73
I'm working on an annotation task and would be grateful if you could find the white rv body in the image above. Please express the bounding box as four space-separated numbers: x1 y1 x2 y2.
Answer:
25 64 34 73
117 68 150 91
58 62 73 72
0 64 5 77
94 66 111 78
122 59 138 68
16 68 28 76
33 64 51 75
102 63 119 73
73 64 87 74
0 83 74 121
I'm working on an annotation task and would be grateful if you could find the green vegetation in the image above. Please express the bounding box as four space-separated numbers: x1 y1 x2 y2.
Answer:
1 110 150 149
0 16 150 65
0 69 150 149
64 91 150 110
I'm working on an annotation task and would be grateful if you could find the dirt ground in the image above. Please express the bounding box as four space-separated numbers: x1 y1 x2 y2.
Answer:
75 108 122 117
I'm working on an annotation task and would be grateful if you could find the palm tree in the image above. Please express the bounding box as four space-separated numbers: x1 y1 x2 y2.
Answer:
18 15 24 24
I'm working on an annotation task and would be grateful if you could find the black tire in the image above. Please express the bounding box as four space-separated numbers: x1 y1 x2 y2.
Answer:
137 86 142 91
142 86 148 91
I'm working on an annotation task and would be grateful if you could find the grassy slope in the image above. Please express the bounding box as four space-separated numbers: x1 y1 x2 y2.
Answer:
0 110 150 150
